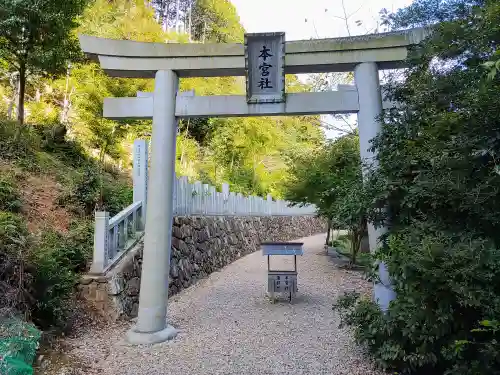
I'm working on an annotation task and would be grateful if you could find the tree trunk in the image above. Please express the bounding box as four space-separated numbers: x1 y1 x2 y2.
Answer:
7 75 19 120
325 217 332 245
163 0 171 31
17 65 26 125
202 18 207 42
60 67 71 124
175 0 180 32
350 229 362 265
188 4 192 40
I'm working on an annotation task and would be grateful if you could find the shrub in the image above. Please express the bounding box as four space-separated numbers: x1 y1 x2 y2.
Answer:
0 212 32 315
0 211 93 330
0 174 22 213
29 242 78 330
449 320 500 375
330 239 346 249
58 166 101 216
101 180 133 216
29 220 93 330
333 223 500 375
59 164 132 217
0 120 40 160
0 212 29 256
41 129 90 168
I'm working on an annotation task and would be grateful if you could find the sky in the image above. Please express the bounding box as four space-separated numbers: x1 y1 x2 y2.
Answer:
230 0 414 138
230 0 413 41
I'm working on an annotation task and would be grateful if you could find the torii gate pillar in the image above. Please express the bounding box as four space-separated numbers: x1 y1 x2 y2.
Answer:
127 70 179 344
354 62 396 311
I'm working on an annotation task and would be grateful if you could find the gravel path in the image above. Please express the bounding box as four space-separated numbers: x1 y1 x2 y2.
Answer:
63 233 380 375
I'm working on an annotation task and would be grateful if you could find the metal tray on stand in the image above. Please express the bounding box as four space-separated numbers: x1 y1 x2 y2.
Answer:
261 242 304 302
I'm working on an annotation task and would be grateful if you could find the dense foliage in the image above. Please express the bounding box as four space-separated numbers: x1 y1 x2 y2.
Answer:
335 224 500 374
0 119 129 329
333 0 500 374
0 0 88 124
285 133 368 263
0 0 322 198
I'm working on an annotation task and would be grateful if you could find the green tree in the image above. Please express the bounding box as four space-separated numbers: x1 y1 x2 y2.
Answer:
191 0 245 43
79 0 187 43
335 0 500 373
369 0 500 242
0 0 88 125
0 0 326 205
285 134 367 263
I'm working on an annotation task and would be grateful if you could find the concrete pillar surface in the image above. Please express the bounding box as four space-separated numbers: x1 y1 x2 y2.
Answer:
354 62 396 311
133 139 149 218
127 70 178 344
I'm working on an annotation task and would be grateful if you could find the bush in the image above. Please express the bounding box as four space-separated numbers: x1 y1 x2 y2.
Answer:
59 164 132 217
0 212 32 315
0 210 93 330
38 125 90 168
28 220 93 330
0 120 40 160
0 212 29 256
0 174 22 213
101 179 133 216
449 319 500 375
58 166 101 216
333 223 500 375
330 239 347 249
29 244 78 330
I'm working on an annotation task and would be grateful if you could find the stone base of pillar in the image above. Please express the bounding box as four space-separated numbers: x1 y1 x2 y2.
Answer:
126 324 178 345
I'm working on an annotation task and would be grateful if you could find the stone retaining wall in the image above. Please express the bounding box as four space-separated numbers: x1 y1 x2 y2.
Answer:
79 215 325 319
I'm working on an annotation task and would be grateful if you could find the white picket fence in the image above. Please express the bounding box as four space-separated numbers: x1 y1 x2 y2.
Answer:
90 139 317 274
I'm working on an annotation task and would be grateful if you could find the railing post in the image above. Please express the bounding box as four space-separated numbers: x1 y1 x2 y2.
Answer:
178 176 188 215
133 139 149 221
172 172 178 215
236 193 243 215
222 183 230 215
91 211 110 274
267 194 272 216
193 181 202 214
202 184 209 215
137 204 145 230
228 192 235 215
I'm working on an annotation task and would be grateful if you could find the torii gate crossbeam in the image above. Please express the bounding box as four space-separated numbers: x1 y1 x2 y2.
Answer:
79 28 428 345
103 88 398 119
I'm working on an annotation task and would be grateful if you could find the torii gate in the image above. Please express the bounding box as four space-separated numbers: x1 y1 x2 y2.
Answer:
79 28 428 345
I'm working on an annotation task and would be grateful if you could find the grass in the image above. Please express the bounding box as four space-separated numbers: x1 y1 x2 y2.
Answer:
329 234 371 268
